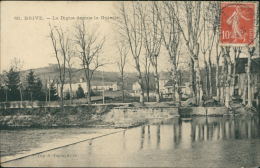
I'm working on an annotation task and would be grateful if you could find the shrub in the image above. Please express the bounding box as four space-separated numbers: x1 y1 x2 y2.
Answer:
76 85 85 98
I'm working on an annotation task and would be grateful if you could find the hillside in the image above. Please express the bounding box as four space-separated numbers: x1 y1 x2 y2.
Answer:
1 64 157 90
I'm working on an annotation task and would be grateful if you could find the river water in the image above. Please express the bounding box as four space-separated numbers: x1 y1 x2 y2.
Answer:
2 116 260 167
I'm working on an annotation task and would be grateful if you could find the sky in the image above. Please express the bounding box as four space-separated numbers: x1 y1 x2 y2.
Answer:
1 1 258 74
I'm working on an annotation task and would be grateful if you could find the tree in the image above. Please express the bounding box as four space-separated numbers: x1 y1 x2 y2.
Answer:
4 68 20 101
175 1 204 105
24 70 44 101
24 69 37 101
205 1 221 99
49 82 59 101
220 47 226 105
223 47 232 109
215 44 222 101
65 44 76 105
35 77 45 101
116 40 129 103
246 47 256 108
141 2 163 103
114 2 145 105
76 84 85 98
74 20 105 105
161 2 182 104
49 24 69 109
0 85 6 102
142 50 151 102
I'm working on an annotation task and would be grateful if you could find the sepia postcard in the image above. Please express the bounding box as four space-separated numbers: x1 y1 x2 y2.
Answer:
0 1 259 167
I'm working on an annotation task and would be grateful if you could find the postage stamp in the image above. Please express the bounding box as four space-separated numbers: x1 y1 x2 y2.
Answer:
220 2 256 47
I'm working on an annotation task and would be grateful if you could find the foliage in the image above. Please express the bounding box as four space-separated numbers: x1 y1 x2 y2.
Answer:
76 85 85 98
4 68 21 101
0 85 5 102
49 82 59 101
65 91 71 100
24 70 45 101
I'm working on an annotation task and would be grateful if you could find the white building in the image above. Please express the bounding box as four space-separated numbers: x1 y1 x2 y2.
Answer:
132 82 141 95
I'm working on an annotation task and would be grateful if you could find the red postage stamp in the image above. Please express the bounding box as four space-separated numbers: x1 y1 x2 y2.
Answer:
220 2 256 46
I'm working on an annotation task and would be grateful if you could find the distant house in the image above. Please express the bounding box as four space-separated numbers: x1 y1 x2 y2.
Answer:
159 71 191 99
132 82 141 95
112 82 122 91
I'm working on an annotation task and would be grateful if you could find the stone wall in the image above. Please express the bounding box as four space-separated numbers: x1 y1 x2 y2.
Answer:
180 107 230 116
111 107 180 127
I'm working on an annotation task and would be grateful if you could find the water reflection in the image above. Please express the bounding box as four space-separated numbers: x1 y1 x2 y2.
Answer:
3 116 259 167
129 116 259 150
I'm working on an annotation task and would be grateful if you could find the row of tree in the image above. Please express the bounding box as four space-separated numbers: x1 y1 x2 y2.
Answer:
113 1 259 109
0 66 90 102
0 68 58 102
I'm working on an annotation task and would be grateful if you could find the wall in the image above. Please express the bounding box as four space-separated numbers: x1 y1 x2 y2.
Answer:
111 107 180 127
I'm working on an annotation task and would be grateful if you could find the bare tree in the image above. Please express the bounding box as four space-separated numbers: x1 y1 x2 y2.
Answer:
114 2 145 105
141 2 162 103
174 1 204 105
200 2 210 98
160 2 181 104
65 44 76 105
223 47 232 109
220 47 226 105
204 1 220 99
215 34 222 101
116 40 129 103
74 20 105 105
142 50 151 102
49 24 68 109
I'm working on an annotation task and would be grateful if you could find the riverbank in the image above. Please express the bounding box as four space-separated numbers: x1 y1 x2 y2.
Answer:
0 105 116 129
0 102 258 129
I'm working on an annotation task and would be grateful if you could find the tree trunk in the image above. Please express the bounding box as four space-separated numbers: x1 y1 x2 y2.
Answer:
146 87 149 102
208 49 212 98
61 84 64 109
69 82 72 105
85 66 91 105
203 52 209 98
138 74 144 105
122 72 125 103
190 58 196 100
155 58 160 103
172 82 176 104
231 58 236 97
220 54 225 105
172 64 177 104
87 78 91 105
246 52 252 107
216 59 220 101
194 57 201 105
242 76 247 105
225 54 232 109
178 71 182 107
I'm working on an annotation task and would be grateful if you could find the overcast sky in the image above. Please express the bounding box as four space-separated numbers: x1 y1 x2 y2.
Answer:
1 1 258 74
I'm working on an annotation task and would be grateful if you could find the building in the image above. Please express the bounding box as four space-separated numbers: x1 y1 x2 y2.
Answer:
132 82 141 95
112 82 122 91
56 80 115 98
159 71 191 99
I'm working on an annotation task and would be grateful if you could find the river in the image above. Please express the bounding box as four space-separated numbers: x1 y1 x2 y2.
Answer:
1 116 260 167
